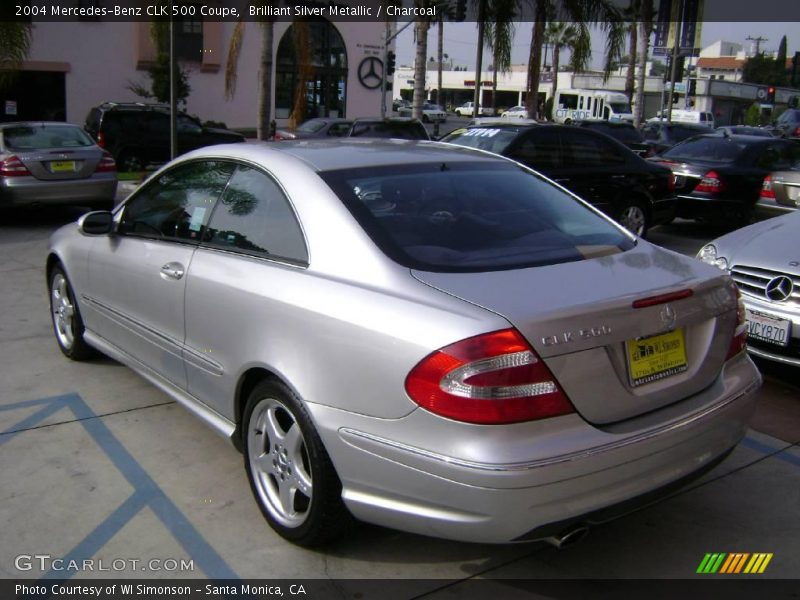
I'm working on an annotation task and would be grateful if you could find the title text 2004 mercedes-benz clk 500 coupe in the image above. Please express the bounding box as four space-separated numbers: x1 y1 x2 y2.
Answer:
47 140 761 547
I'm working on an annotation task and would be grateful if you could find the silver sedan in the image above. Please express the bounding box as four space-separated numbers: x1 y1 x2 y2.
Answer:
48 139 760 547
699 211 800 367
0 122 117 209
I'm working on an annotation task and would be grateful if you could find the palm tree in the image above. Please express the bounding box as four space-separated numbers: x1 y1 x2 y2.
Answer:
0 22 32 90
622 0 641 100
484 0 517 114
544 22 579 116
412 16 431 120
226 17 277 141
525 1 625 120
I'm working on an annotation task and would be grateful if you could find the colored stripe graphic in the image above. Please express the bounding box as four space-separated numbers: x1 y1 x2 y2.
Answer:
698 553 773 574
744 553 773 574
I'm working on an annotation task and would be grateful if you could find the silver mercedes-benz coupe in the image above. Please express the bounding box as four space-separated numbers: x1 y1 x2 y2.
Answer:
699 211 800 367
48 139 761 547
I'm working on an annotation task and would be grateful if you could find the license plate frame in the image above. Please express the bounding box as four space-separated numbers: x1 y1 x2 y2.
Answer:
626 328 688 387
745 309 791 347
49 160 77 173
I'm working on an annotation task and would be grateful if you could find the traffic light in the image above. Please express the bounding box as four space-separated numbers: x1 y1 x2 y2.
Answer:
688 78 697 96
455 0 466 21
386 51 396 77
767 86 776 104
674 56 685 81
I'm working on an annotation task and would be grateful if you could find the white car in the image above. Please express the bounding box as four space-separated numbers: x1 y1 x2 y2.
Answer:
397 103 446 123
502 105 529 119
455 102 494 117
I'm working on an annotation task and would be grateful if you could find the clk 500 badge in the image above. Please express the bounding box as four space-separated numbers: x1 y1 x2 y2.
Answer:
542 325 612 346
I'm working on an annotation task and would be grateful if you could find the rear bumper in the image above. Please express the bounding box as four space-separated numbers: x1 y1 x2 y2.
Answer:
754 198 797 220
676 194 749 219
0 174 117 207
308 354 761 543
652 196 677 226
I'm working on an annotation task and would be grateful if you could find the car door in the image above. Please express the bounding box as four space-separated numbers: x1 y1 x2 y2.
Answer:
504 127 564 180
85 160 234 388
144 112 172 164
183 164 309 419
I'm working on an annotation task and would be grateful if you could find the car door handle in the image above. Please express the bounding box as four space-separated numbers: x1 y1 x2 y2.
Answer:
160 262 185 280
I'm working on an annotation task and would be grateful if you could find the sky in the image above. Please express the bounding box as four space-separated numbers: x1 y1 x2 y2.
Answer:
394 22 798 71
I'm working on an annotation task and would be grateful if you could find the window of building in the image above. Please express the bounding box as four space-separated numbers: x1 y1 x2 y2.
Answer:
175 9 203 62
276 19 348 120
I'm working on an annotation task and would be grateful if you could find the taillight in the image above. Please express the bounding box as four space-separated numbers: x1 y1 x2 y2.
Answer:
94 150 116 173
96 131 105 148
759 175 775 201
694 170 727 195
405 329 574 425
726 287 748 360
0 155 31 177
273 131 296 141
793 126 800 137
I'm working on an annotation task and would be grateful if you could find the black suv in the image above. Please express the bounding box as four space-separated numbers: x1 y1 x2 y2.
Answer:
85 102 245 172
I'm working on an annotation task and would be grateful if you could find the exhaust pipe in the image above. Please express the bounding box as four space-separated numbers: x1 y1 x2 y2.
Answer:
544 525 590 550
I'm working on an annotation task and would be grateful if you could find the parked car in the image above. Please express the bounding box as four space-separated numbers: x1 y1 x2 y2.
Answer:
0 121 116 210
84 102 245 172
756 161 800 218
397 103 447 123
771 108 800 139
273 118 353 141
714 126 773 138
576 120 650 157
440 122 676 237
455 102 494 117
392 98 411 112
640 121 710 156
699 211 800 366
501 105 529 119
650 134 800 227
346 117 429 140
47 139 760 547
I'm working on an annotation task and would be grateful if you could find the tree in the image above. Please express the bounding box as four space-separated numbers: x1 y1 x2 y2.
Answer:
525 1 624 120
127 23 191 106
412 13 431 120
0 22 32 90
485 0 517 113
226 16 277 141
743 52 788 87
544 22 579 118
622 0 641 100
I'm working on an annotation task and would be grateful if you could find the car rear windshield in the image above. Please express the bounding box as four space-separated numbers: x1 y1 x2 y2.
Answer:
440 127 521 155
349 121 428 140
297 119 328 133
662 137 748 163
320 161 633 272
3 124 95 150
584 123 643 143
669 125 709 142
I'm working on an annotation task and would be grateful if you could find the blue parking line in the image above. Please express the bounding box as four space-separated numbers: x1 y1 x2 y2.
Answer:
742 436 800 468
1 393 238 580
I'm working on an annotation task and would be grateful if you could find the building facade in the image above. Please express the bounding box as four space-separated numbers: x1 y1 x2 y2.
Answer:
2 18 390 129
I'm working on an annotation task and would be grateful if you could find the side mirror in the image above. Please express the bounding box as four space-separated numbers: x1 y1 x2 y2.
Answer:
78 211 114 236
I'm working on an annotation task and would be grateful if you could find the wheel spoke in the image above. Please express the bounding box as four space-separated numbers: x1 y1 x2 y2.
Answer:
284 423 303 458
263 406 287 446
278 477 296 515
255 453 277 477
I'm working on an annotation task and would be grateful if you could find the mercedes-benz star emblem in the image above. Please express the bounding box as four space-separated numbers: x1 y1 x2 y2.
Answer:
660 304 677 331
765 276 794 302
358 56 384 90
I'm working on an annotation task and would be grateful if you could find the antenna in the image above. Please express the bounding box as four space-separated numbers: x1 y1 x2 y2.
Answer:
746 35 768 56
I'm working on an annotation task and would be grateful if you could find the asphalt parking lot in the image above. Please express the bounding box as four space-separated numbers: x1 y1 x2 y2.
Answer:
1 205 798 594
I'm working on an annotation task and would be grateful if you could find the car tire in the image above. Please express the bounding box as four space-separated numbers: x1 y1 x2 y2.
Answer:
618 200 649 238
49 264 96 361
243 379 352 546
118 150 145 173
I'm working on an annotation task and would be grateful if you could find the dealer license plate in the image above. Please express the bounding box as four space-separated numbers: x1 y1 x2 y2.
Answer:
626 328 688 387
746 309 791 347
49 160 76 173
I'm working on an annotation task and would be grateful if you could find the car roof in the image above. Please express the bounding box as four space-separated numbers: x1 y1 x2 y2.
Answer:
0 121 83 129
180 138 504 172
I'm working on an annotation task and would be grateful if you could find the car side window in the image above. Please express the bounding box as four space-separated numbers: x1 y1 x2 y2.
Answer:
118 161 234 241
754 145 786 170
507 129 562 170
203 165 308 264
561 130 626 166
327 123 351 137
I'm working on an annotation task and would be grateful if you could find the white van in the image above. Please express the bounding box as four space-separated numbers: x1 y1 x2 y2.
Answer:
650 109 715 128
551 89 633 124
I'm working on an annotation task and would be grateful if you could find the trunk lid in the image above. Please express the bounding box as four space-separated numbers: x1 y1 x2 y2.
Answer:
16 148 102 181
412 242 738 425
